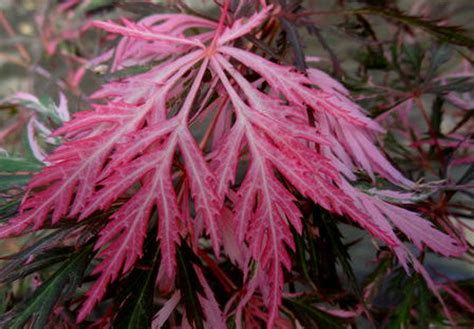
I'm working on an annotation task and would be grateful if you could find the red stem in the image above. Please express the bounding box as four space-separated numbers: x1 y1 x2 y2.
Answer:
197 248 236 292
210 0 231 49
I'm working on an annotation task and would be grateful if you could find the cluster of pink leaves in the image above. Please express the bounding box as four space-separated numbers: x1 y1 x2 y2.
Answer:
0 4 466 327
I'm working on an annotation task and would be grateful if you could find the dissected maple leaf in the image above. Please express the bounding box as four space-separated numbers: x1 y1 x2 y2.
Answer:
0 3 465 327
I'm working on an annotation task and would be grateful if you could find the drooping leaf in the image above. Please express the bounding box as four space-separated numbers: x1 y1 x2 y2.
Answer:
319 211 363 298
151 291 181 328
176 244 205 329
0 247 75 285
0 175 31 190
351 7 474 48
284 298 345 329
112 233 161 329
0 156 43 173
0 200 20 222
1 244 94 329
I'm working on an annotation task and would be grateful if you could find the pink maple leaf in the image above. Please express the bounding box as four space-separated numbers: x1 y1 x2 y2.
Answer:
0 2 465 327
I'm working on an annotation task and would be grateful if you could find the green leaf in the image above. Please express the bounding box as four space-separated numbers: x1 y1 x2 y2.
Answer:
357 46 389 70
0 175 31 190
388 275 430 329
457 164 474 186
426 44 452 80
431 97 444 137
81 0 114 13
0 156 43 173
292 225 313 286
351 7 474 48
0 200 20 220
0 286 11 314
383 131 413 157
176 244 205 329
38 97 63 126
2 244 94 329
416 277 430 328
104 63 155 82
363 252 392 291
13 96 62 125
388 279 414 328
306 223 320 281
21 129 44 164
320 213 363 299
113 234 160 328
0 228 79 284
0 247 75 285
401 44 424 80
284 298 344 329
429 78 474 94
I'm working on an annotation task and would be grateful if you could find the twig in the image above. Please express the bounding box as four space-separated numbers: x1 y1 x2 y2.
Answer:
0 11 31 64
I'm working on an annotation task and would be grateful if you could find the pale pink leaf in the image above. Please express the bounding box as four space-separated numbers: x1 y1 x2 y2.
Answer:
152 291 181 329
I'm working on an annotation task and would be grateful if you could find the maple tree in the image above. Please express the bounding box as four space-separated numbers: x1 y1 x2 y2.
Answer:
0 0 472 328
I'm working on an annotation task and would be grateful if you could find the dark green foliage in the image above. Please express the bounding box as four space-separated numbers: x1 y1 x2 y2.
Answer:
113 234 161 328
0 156 43 173
0 247 76 285
350 7 474 47
0 244 94 329
0 175 31 191
284 297 345 329
176 244 205 329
